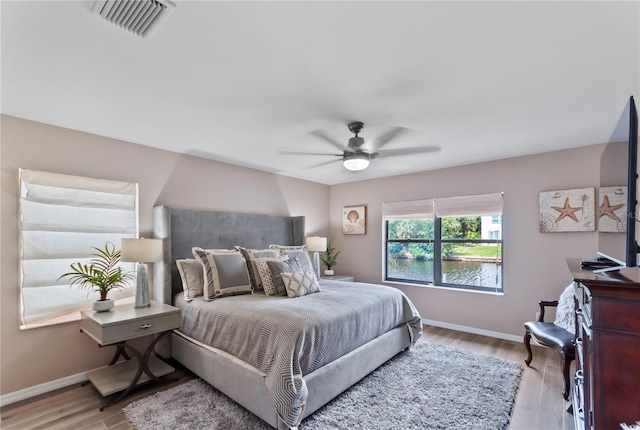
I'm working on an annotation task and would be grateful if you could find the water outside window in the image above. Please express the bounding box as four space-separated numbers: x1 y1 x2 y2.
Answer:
386 216 502 290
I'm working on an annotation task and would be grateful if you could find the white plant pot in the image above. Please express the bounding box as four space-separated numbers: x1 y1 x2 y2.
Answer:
93 299 114 312
324 269 335 276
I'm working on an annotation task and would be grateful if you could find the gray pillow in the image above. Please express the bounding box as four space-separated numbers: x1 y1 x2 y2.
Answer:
255 256 288 297
192 248 252 300
269 244 313 273
235 247 279 293
266 257 303 297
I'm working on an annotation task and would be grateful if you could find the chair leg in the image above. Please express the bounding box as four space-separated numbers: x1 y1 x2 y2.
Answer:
561 355 573 400
524 331 533 366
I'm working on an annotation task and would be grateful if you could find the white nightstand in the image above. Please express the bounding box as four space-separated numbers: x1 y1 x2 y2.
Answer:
321 275 355 282
80 301 181 410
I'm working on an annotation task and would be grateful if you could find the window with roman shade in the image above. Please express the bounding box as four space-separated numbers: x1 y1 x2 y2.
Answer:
19 169 138 329
381 199 434 220
383 192 504 293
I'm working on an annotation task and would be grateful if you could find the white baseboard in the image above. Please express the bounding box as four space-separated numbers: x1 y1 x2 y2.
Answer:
422 318 522 343
0 372 88 407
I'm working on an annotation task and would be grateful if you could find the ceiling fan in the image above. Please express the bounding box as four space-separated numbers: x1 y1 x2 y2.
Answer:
278 121 440 171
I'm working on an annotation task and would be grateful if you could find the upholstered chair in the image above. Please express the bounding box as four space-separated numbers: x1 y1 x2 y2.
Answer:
523 285 576 400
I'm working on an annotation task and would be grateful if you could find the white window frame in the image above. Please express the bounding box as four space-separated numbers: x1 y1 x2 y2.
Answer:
19 169 138 329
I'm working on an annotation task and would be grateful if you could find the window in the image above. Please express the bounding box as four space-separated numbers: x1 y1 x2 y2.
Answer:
383 193 503 293
19 169 138 329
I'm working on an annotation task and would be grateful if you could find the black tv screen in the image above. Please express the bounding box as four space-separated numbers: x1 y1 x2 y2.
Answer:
597 96 638 268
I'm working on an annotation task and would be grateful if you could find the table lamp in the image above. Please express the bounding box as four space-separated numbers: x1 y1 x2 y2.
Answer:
306 236 327 279
121 238 163 308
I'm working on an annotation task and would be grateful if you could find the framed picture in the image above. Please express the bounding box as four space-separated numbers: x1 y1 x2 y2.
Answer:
538 187 595 233
343 205 367 235
598 186 627 233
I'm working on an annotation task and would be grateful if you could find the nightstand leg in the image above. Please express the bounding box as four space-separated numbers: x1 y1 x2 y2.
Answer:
140 330 178 384
107 343 132 365
99 331 176 411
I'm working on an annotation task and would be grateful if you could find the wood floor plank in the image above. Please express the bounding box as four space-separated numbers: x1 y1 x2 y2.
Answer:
1 326 573 429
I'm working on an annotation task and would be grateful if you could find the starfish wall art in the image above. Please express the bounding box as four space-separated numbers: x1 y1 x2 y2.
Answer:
539 187 595 232
598 186 627 233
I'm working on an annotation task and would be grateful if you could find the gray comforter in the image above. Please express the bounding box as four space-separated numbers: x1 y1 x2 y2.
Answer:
177 280 422 427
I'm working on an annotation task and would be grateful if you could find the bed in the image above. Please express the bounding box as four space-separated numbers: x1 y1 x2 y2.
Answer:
152 206 422 430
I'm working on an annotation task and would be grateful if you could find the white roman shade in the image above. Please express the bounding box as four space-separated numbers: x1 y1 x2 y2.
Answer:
381 199 434 220
434 192 504 217
19 169 139 329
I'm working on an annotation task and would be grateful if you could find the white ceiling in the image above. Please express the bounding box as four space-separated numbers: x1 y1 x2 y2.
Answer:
2 1 639 185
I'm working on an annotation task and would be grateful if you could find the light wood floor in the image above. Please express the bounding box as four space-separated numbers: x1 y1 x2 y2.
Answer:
1 326 575 430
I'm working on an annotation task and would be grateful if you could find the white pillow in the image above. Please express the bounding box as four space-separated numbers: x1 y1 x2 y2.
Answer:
176 259 204 301
554 284 575 335
281 270 321 298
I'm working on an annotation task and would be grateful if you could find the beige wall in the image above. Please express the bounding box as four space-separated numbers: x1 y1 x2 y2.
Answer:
328 145 604 337
0 115 330 395
1 113 607 397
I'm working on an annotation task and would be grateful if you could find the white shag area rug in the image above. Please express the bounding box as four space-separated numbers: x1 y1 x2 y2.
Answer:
123 341 522 430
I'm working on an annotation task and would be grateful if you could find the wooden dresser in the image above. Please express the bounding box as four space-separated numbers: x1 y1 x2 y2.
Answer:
567 258 640 430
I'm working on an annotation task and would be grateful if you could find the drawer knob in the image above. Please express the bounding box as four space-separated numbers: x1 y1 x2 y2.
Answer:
140 323 153 329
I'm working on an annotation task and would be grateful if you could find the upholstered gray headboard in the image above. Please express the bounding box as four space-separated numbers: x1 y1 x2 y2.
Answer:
152 206 305 305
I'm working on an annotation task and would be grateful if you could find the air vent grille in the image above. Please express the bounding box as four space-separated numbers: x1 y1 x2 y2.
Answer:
91 0 175 39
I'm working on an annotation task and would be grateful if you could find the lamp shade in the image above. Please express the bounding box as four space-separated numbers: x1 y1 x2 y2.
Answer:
306 236 327 252
121 238 163 263
343 153 370 171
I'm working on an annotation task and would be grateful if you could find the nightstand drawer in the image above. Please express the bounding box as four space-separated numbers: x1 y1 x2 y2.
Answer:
81 302 181 346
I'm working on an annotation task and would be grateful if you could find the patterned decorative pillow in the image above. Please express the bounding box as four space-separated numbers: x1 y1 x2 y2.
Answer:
235 247 279 293
281 271 321 298
266 257 304 297
175 259 204 301
269 244 314 273
192 248 252 300
254 256 288 296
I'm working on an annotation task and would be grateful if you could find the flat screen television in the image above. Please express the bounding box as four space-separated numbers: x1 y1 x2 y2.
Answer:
596 95 639 271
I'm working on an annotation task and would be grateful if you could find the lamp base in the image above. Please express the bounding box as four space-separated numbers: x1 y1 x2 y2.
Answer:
313 251 320 279
134 263 151 308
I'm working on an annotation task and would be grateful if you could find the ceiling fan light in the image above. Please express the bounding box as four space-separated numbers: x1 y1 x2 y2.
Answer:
343 154 370 171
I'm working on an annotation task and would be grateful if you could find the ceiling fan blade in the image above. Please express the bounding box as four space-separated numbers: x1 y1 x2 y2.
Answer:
377 146 441 158
305 158 343 169
309 129 348 152
277 149 343 157
373 127 411 150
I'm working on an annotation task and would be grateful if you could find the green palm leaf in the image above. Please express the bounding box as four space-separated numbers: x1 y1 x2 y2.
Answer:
58 242 133 301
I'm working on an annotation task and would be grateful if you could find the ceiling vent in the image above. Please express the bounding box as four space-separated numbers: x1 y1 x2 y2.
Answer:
91 0 175 39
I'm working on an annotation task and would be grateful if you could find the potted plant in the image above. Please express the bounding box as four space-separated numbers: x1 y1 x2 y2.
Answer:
59 242 133 312
319 239 341 276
